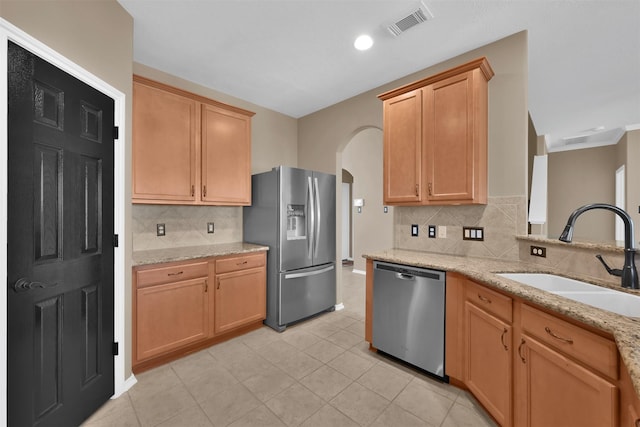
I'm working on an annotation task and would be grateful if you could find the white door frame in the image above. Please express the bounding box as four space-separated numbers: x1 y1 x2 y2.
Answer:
0 18 130 423
615 165 626 242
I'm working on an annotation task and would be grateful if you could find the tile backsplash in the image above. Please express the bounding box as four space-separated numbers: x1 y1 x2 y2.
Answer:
394 196 528 261
132 205 242 251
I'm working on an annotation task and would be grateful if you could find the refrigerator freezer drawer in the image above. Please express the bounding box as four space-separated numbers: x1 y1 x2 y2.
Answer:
279 263 336 326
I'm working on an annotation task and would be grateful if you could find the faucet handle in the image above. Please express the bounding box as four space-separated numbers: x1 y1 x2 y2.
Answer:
595 254 623 277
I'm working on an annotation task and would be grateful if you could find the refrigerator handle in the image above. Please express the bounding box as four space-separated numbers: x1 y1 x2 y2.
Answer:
314 177 321 255
307 176 315 260
285 264 335 279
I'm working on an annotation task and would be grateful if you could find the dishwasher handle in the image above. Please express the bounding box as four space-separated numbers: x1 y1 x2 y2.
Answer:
374 261 444 281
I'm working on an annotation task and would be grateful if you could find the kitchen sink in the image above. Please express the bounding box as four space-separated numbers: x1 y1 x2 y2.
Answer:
497 273 640 317
498 273 605 292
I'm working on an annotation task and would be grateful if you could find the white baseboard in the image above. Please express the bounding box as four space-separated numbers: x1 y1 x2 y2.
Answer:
352 269 366 275
113 374 137 399
334 303 345 311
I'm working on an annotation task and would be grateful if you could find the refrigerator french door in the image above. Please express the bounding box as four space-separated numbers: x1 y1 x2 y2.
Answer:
244 166 336 331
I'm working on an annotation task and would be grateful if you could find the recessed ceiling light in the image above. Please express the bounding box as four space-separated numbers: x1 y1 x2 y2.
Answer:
354 34 373 51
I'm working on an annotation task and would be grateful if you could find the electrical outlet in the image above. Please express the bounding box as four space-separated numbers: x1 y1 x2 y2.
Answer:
207 222 215 234
411 224 419 237
438 225 447 238
383 206 388 213
530 245 546 257
156 223 165 237
428 225 436 238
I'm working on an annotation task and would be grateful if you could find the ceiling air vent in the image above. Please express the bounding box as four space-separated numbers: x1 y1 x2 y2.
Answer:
386 2 434 37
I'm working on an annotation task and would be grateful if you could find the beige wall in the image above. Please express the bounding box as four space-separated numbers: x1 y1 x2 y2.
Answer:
547 144 617 241
133 63 298 174
1 0 135 377
342 128 393 272
298 31 529 198
298 31 529 286
626 129 640 245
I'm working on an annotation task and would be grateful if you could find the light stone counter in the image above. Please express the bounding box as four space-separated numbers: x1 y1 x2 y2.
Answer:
133 242 268 267
363 248 640 396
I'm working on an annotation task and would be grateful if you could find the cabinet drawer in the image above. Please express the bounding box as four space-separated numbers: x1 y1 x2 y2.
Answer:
136 261 208 288
215 252 265 274
465 280 512 322
521 304 618 379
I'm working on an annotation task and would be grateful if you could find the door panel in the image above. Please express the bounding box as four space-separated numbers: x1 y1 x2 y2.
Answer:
8 41 115 427
279 167 313 271
279 264 336 325
311 171 336 266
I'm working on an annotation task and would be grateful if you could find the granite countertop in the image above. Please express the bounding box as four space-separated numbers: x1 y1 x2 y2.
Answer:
133 242 269 266
363 248 640 395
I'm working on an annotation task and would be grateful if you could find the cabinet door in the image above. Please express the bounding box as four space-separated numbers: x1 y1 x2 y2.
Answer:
133 80 196 202
423 71 476 203
465 301 512 427
136 277 209 362
383 89 422 204
515 335 618 427
201 103 252 205
215 267 266 334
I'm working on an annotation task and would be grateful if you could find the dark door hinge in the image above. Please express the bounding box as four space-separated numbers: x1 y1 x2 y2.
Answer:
113 126 119 140
113 234 119 248
112 342 119 356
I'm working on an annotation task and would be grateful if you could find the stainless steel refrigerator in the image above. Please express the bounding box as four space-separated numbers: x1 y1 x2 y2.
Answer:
243 166 336 332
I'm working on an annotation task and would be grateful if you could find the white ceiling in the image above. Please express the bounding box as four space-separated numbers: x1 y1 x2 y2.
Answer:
117 0 640 149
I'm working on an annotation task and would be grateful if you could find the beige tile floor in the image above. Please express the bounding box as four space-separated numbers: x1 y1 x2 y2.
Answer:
83 267 497 427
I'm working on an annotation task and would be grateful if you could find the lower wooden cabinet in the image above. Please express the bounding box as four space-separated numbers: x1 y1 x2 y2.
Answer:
465 301 512 427
515 334 618 427
620 361 640 427
214 254 266 335
452 277 622 427
136 276 210 361
133 251 266 372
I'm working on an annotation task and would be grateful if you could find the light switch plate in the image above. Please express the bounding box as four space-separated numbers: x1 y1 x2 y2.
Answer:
463 226 484 241
411 224 419 237
437 226 447 238
207 222 215 234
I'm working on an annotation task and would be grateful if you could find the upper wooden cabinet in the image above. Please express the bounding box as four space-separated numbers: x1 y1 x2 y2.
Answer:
133 75 255 205
379 57 494 206
201 103 252 204
133 80 197 202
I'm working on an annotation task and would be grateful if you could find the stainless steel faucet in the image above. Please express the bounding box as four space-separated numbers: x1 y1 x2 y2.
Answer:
558 203 639 289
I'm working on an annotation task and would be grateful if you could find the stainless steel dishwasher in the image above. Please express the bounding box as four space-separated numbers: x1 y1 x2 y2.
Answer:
372 261 446 380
